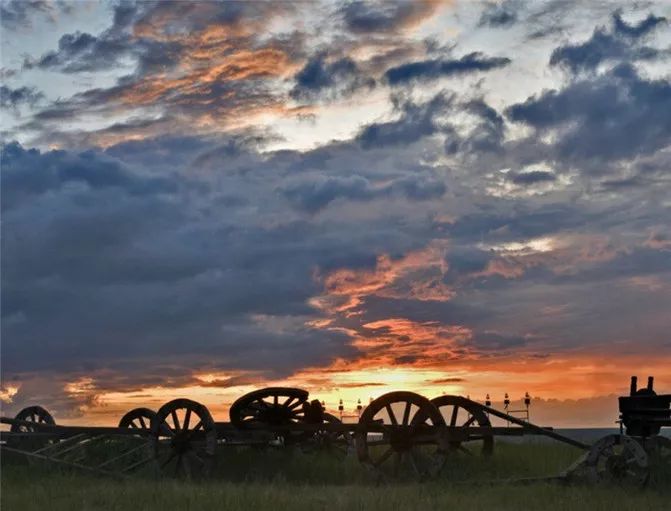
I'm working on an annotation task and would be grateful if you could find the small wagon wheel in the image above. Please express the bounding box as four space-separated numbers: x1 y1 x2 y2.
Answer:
307 412 353 456
355 391 448 481
323 412 353 452
118 407 156 431
426 395 494 456
229 387 310 443
150 399 217 479
585 434 649 487
10 405 55 432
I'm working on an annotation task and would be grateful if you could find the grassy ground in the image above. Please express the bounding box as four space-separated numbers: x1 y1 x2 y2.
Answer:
2 442 669 510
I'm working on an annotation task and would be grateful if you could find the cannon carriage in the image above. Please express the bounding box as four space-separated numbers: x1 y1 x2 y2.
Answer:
1 376 669 485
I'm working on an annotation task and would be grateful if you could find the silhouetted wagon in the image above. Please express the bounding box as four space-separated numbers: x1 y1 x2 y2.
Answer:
1 377 669 485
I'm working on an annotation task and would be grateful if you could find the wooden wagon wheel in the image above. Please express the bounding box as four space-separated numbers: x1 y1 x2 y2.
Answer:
304 412 353 456
118 408 156 431
426 395 494 456
585 434 649 487
8 405 56 450
322 412 353 454
229 387 310 445
10 405 55 432
150 399 217 479
355 391 448 481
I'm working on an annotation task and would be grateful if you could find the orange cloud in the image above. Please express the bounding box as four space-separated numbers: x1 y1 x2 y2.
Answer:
312 241 453 314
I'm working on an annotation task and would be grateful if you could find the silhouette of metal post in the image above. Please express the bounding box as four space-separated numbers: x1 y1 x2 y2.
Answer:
504 393 510 426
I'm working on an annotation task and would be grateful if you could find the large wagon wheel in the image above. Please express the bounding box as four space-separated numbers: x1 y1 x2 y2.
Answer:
585 434 649 487
9 405 56 450
10 405 55 432
426 395 494 456
229 387 309 444
150 399 217 479
355 391 448 481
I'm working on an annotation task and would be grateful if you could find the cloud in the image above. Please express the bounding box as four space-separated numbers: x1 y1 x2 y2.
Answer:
506 64 671 167
384 52 511 85
290 54 375 102
478 0 519 28
356 92 453 148
25 31 122 72
0 0 51 29
505 170 557 185
280 173 446 213
549 10 668 73
340 0 441 34
0 85 43 109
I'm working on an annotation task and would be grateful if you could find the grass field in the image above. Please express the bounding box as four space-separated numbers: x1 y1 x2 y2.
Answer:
2 442 669 510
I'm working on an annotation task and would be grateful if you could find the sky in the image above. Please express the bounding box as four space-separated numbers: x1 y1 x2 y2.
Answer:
1 0 670 428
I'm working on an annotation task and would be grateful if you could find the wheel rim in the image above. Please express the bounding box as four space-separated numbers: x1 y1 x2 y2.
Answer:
428 395 494 456
10 406 55 433
586 434 649 487
151 399 216 479
118 407 156 431
355 391 447 480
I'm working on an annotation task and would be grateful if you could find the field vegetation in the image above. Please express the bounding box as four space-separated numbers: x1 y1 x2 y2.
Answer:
2 441 669 510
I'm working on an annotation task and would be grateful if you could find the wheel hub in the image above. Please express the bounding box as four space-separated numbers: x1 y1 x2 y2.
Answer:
605 454 627 479
171 432 192 454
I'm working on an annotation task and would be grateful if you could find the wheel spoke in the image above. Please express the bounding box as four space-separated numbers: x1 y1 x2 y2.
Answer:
401 402 411 426
139 417 147 429
160 450 177 468
408 449 422 477
449 406 458 426
385 404 398 426
462 415 476 427
288 400 303 410
373 446 395 467
183 408 192 431
171 410 181 431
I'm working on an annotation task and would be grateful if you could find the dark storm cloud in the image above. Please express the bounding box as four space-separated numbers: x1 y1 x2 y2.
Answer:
549 10 667 73
478 0 519 28
0 142 177 211
506 64 671 167
384 52 511 85
339 0 438 33
290 54 375 102
0 135 447 379
0 85 43 109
